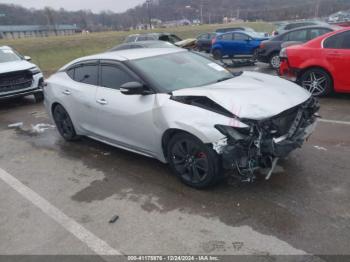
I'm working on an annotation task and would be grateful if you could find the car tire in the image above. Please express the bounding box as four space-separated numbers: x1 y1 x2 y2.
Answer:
52 104 79 141
252 49 259 61
34 92 44 103
299 68 333 97
212 49 222 60
167 133 222 189
269 53 281 69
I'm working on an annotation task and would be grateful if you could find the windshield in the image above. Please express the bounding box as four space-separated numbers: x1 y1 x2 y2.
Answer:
0 49 22 63
130 51 233 92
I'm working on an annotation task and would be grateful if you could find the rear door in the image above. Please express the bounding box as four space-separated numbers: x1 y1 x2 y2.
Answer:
217 33 234 55
94 61 157 155
285 29 309 43
323 31 350 91
64 61 99 134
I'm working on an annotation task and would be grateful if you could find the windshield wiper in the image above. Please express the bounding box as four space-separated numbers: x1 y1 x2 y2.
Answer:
216 76 233 83
216 71 243 83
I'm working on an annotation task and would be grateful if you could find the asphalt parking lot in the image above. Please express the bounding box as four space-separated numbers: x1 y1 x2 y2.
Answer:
0 63 350 261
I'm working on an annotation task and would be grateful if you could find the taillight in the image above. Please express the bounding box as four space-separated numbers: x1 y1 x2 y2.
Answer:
260 43 265 49
280 48 288 59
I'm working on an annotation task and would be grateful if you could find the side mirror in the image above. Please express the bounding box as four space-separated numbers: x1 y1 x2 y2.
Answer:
24 56 31 61
120 82 150 95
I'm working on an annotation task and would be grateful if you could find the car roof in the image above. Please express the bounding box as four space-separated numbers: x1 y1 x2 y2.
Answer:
60 48 185 70
0 46 12 50
305 27 350 46
109 41 177 51
279 25 338 35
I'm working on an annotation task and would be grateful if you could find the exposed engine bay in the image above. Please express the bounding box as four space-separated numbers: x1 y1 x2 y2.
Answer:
213 97 320 182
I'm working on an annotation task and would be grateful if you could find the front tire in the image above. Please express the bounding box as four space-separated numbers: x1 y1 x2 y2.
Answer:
167 133 222 189
52 104 79 141
299 68 333 97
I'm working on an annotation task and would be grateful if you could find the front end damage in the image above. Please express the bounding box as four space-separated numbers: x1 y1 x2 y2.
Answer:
213 97 320 182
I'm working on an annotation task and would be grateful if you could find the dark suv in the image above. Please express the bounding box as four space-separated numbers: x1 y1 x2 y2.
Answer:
257 26 337 69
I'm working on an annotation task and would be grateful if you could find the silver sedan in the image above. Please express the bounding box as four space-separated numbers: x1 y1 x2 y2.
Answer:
44 48 319 188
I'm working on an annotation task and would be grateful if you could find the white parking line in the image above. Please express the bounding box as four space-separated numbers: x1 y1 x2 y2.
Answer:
318 118 350 126
0 167 121 256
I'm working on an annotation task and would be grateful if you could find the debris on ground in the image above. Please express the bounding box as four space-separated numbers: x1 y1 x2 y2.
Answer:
8 122 24 129
31 124 56 134
109 215 119 224
314 146 328 151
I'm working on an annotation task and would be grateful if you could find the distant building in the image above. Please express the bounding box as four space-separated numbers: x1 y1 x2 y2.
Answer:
0 25 79 39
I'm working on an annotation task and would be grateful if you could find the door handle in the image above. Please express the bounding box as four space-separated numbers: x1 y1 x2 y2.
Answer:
62 90 71 95
96 98 108 105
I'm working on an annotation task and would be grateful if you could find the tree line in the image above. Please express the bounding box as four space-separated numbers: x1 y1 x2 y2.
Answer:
0 0 349 31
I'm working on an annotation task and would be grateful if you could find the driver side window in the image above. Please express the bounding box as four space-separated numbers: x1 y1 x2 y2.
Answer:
100 64 136 90
233 33 250 41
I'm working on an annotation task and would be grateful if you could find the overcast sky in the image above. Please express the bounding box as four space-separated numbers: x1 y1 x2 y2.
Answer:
0 0 145 13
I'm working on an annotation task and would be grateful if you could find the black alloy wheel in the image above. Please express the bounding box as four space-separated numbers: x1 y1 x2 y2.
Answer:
53 104 79 141
167 133 221 189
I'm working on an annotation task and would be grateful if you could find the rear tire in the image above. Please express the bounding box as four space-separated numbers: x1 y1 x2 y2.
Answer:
299 68 333 97
52 104 79 141
167 133 222 189
212 49 222 60
269 53 281 69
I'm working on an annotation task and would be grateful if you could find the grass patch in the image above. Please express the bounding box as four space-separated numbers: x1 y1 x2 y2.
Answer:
0 22 274 76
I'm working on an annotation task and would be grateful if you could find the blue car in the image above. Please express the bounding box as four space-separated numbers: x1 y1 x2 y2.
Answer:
211 31 269 60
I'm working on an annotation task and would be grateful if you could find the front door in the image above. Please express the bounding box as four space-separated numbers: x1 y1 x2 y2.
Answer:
94 62 157 155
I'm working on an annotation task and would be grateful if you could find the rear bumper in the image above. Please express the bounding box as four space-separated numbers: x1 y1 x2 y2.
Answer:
0 73 44 100
279 59 299 82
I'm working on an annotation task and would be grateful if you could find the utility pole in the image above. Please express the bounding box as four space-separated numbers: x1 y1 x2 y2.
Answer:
315 0 321 18
200 0 203 24
146 0 152 30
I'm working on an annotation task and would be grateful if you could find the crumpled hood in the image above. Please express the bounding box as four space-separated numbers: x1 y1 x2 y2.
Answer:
172 71 311 120
0 60 35 74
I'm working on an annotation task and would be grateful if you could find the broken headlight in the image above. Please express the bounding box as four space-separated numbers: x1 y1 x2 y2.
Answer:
215 125 251 141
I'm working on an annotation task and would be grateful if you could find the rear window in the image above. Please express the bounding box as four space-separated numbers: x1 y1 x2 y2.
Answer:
137 36 155 41
285 29 308 41
308 28 331 40
74 64 98 85
125 36 137 42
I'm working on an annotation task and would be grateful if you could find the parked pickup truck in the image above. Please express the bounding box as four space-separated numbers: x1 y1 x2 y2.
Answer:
0 46 44 102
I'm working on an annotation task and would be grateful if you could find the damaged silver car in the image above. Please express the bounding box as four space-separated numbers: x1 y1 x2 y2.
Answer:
44 48 319 188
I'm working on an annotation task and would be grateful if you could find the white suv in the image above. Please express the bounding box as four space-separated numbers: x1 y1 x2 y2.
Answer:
0 46 44 102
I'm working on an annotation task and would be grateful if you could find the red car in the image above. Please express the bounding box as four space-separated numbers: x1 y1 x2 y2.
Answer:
279 28 350 96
